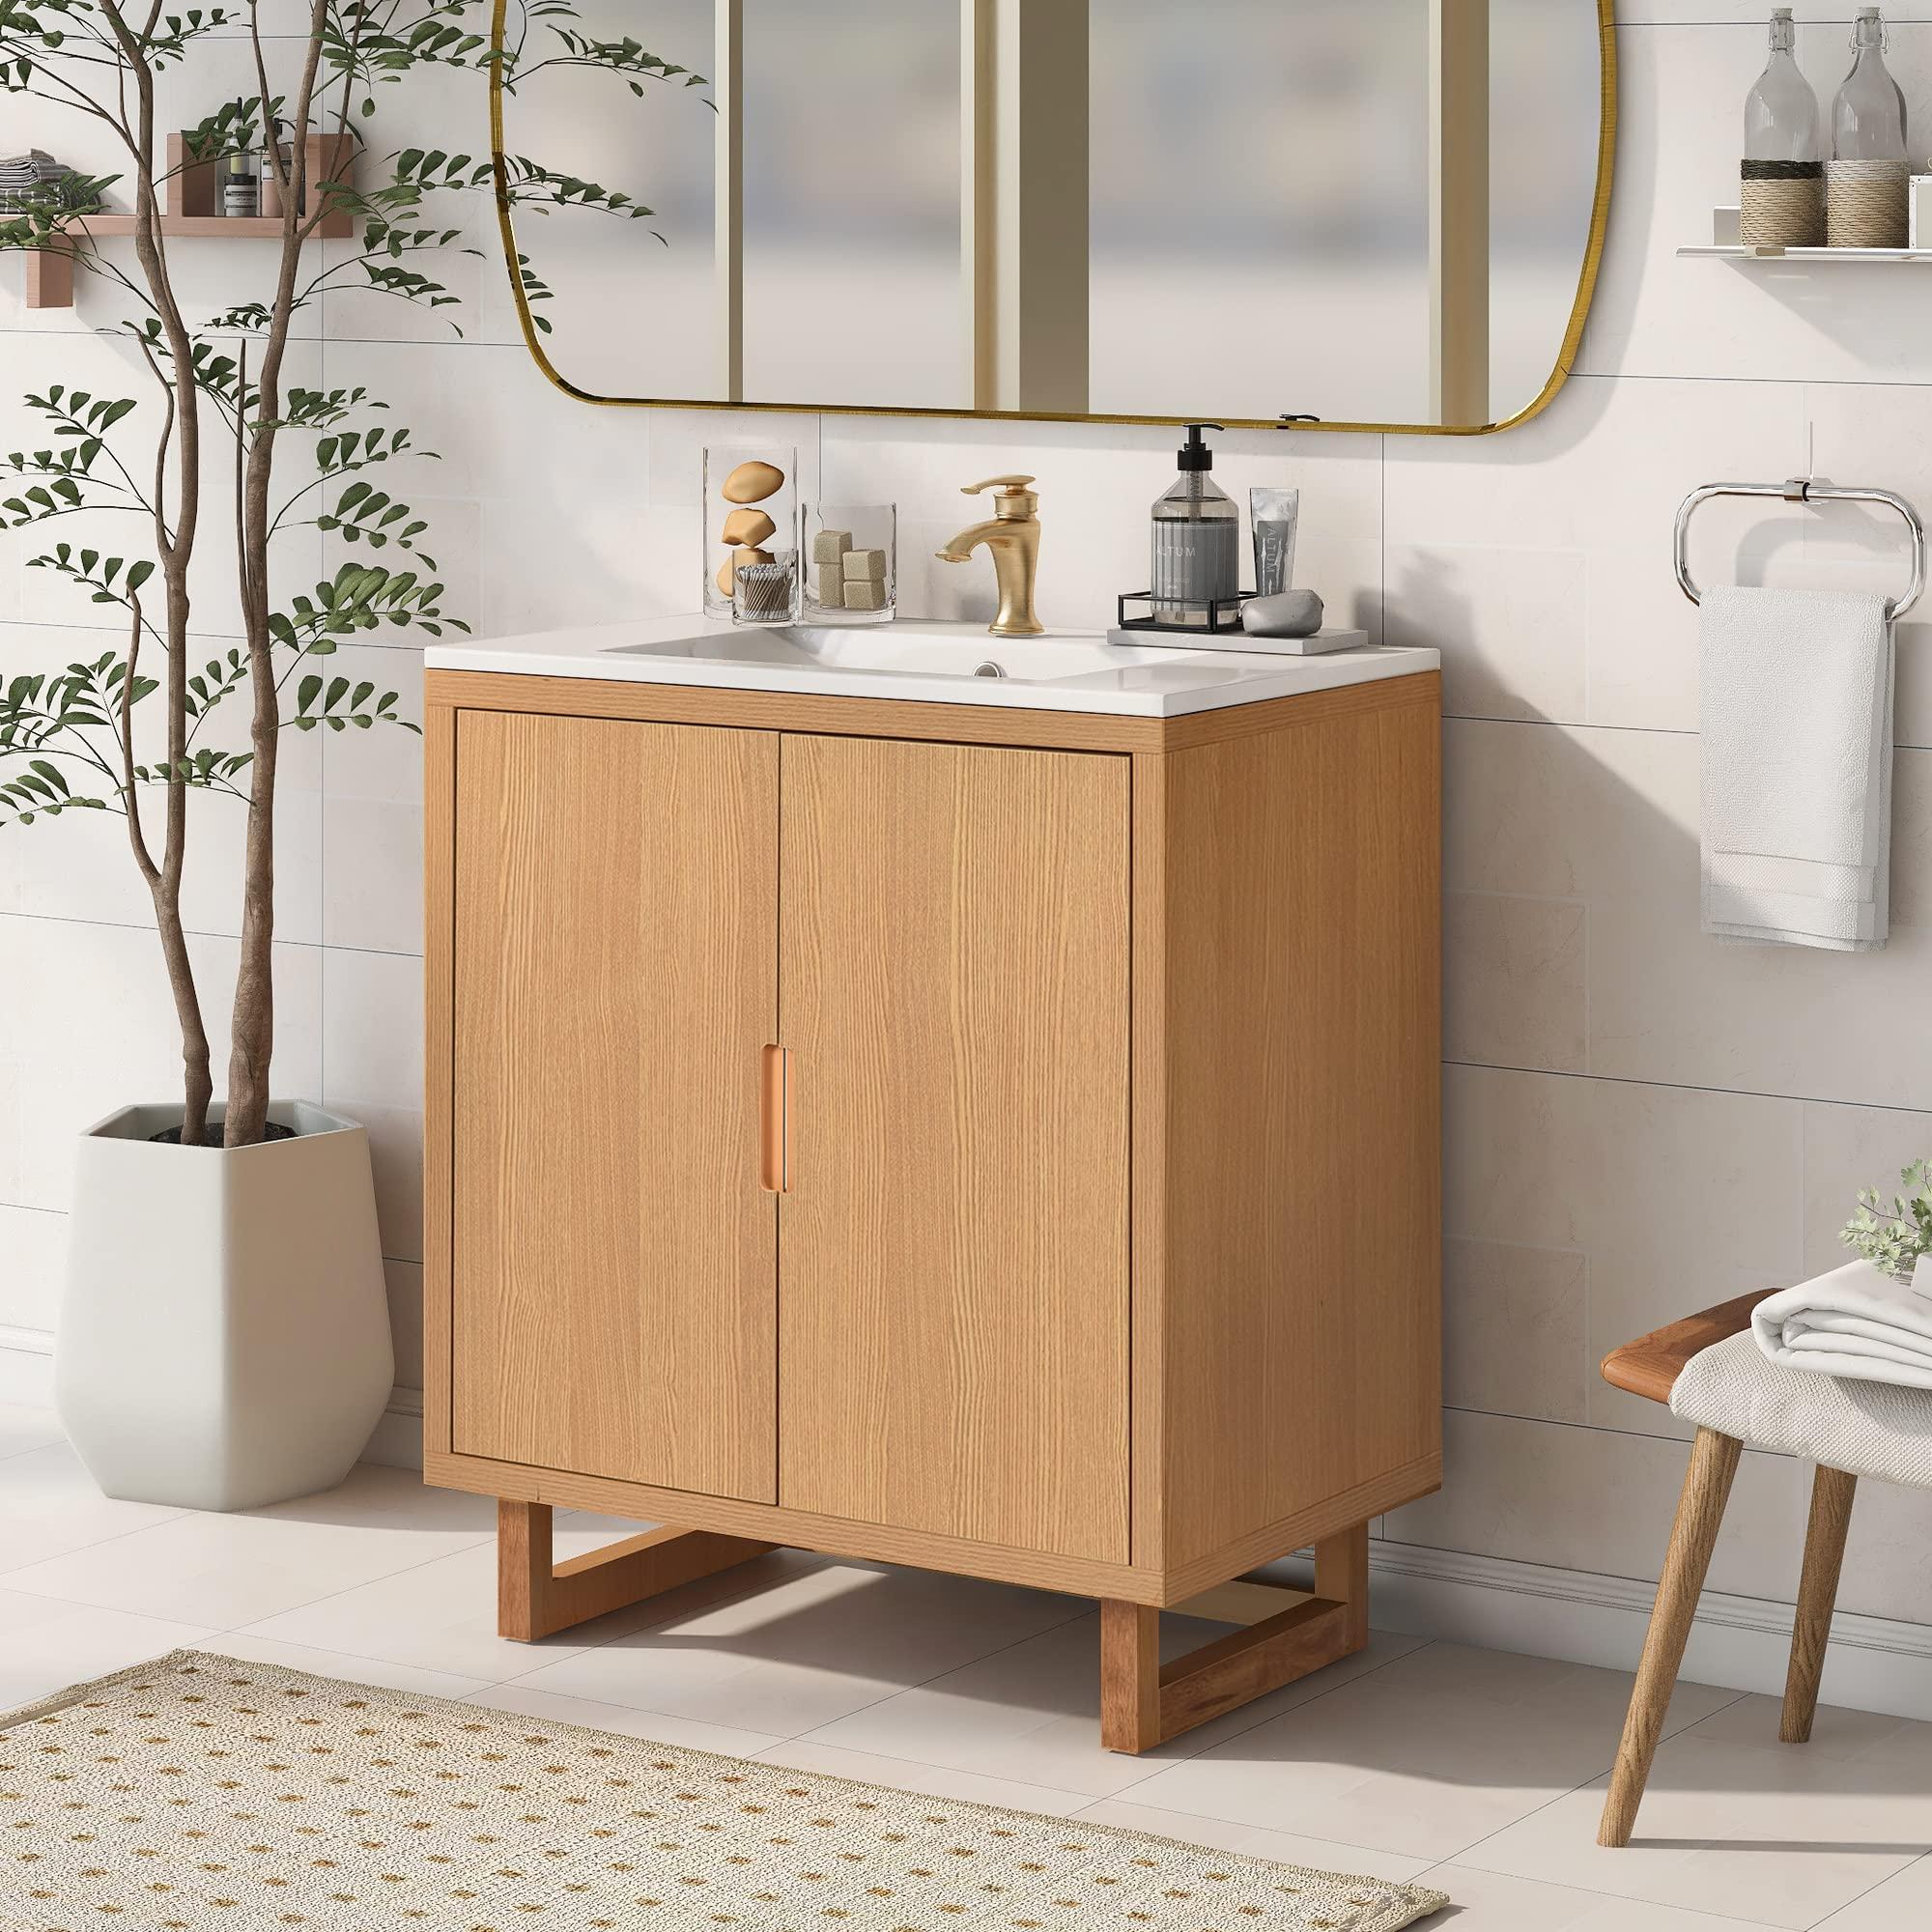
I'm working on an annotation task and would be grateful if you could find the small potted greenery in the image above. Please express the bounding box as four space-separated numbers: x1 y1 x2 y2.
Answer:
0 0 694 1508
1842 1159 1932 1288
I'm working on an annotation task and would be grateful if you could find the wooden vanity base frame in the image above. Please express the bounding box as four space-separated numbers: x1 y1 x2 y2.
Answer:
497 1500 777 1641
1099 1522 1372 1752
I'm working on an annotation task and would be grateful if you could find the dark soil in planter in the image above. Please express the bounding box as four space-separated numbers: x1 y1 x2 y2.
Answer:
149 1122 299 1148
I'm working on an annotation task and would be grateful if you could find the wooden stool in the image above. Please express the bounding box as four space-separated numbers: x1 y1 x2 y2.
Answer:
1596 1291 1858 1848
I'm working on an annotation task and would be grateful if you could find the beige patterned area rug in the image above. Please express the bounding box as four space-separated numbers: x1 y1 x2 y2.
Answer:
0 1650 1446 1930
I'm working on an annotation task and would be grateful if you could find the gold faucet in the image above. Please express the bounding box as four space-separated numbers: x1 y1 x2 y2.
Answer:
936 475 1044 637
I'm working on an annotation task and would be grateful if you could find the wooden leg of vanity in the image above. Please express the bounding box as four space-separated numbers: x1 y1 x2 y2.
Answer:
1099 1521 1373 1754
497 1500 778 1641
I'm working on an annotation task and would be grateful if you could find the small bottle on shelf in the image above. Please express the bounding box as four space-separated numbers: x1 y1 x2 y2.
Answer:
1741 10 1825 247
1833 8 1906 161
1827 8 1910 247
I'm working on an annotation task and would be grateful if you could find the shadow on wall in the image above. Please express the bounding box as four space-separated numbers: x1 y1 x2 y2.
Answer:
1370 495 1932 1635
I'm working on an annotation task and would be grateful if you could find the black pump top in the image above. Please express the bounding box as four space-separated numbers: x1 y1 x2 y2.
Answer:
1177 422 1225 471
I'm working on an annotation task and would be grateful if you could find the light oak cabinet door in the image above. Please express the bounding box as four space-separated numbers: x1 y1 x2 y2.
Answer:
777 735 1132 1563
451 711 779 1502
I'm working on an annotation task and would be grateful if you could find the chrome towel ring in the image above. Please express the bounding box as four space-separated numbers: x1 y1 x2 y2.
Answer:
1674 477 1926 620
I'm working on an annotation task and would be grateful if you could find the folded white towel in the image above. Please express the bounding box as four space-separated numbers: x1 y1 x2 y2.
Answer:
1699 584 1893 952
1751 1257 1932 1390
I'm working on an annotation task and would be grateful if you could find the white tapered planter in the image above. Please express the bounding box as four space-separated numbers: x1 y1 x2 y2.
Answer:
55 1100 394 1511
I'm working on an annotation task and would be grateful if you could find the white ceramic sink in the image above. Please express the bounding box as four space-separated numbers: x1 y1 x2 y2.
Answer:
427 615 1439 719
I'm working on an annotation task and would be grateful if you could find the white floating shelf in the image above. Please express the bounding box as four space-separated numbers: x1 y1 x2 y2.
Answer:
1681 203 1932 264
1680 242 1932 262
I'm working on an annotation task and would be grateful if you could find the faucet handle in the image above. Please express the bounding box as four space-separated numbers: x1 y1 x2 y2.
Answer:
960 474 1037 496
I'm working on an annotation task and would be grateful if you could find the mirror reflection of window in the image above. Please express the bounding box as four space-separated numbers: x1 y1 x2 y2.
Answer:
1091 0 1432 425
507 0 716 401
1490 0 1599 420
742 0 962 408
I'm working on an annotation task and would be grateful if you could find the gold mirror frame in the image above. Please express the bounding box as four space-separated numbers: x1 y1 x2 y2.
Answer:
488 0 1616 438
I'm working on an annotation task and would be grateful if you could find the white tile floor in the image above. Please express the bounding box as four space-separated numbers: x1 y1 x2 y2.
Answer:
3 1407 1931 1930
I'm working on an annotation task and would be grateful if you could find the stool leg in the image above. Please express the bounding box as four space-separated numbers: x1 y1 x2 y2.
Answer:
1600 1427 1742 1849
1781 1464 1857 1745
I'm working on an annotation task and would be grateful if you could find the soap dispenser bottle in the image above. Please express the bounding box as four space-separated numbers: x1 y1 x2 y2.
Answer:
1151 423 1238 626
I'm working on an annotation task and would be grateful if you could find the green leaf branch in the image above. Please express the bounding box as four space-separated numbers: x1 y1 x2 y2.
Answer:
0 0 678 1144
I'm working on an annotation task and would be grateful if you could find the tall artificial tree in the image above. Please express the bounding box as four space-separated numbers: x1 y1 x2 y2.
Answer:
0 0 696 1145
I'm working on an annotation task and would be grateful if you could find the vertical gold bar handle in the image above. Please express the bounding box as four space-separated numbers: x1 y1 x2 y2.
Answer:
759 1045 789 1193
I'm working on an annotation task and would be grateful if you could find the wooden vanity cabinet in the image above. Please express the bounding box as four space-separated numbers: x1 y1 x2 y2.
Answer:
425 667 1441 1750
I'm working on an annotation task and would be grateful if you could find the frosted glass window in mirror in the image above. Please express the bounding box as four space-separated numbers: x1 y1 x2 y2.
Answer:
1490 0 1600 417
1091 0 1432 425
500 0 717 402
741 0 961 408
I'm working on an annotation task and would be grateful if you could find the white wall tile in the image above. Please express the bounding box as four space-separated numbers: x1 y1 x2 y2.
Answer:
0 1207 67 1334
1445 1064 1805 1436
319 646 425 956
0 915 323 1215
1444 893 1589 1074
385 1258 424 1391
1802 1100 1932 1277
322 946 423 1263
1444 1238 1592 1426
1448 719 1932 1110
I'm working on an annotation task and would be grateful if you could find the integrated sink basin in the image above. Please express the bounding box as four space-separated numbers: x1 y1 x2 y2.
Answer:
427 614 1439 718
609 625 1194 684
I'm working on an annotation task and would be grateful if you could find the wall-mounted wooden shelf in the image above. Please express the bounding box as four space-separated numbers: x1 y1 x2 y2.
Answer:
23 129 355 311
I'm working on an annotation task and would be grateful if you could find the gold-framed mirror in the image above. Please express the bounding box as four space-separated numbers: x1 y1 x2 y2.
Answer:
488 0 1615 435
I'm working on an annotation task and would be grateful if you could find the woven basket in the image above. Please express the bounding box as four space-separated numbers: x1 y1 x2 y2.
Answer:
1827 157 1909 248
1741 160 1825 247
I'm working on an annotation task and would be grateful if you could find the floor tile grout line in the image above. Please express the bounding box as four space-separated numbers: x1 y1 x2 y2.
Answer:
0 1506 204 1584
1806 1847 1932 1931
1409 1684 1761 1888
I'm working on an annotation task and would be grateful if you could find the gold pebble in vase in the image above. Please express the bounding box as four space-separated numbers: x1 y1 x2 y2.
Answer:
722 506 777 548
722 460 784 505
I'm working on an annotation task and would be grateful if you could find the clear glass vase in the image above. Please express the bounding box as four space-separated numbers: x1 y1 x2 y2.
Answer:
702 444 798 620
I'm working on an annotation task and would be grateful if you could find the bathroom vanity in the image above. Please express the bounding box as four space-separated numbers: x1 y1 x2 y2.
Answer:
422 617 1443 1750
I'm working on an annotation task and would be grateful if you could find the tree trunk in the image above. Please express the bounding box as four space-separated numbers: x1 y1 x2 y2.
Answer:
150 879 213 1141
223 0 331 1149
108 26 210 1145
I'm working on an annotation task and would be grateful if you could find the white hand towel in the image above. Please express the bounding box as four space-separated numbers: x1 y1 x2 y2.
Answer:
1751 1257 1932 1389
1699 584 1893 951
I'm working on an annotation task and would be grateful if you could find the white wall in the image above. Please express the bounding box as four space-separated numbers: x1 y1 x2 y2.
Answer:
5 10 1932 1690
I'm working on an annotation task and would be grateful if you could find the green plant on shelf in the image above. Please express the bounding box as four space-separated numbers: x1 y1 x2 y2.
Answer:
0 1 700 1148
1841 1158 1932 1283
